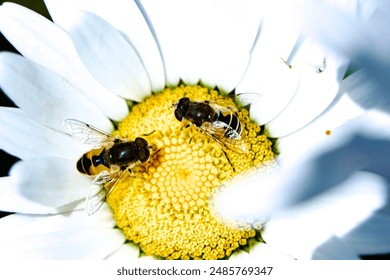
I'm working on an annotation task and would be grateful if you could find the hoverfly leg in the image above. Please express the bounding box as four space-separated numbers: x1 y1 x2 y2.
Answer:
222 149 236 172
127 168 134 175
148 144 159 154
142 130 156 137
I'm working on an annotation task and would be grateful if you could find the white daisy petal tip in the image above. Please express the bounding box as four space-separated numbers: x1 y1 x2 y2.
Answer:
8 157 91 208
68 10 152 102
0 51 114 133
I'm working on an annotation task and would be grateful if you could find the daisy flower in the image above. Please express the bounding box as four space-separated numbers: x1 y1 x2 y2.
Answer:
0 0 388 260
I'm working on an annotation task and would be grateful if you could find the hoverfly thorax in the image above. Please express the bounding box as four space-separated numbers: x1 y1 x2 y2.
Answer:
174 97 217 127
64 119 155 215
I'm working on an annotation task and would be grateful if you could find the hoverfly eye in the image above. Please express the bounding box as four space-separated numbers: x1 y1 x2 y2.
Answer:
174 97 190 121
138 148 150 163
174 108 184 121
135 138 150 163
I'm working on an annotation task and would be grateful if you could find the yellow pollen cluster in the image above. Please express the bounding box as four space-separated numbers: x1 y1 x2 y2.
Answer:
107 85 276 260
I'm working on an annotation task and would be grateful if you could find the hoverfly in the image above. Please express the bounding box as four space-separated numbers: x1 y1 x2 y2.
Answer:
173 93 261 154
64 119 154 215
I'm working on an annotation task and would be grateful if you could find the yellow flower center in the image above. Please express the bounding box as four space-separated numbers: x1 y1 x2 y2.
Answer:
107 85 276 260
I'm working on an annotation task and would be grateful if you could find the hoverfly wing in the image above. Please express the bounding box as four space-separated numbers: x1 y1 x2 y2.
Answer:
211 121 241 140
234 92 262 107
64 119 117 148
220 136 249 154
85 169 128 215
85 183 107 216
202 121 248 154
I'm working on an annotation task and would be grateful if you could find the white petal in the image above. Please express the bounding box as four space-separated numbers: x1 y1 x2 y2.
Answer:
0 177 83 214
9 157 91 207
236 55 300 126
252 0 308 65
311 236 359 260
341 212 390 255
0 213 44 231
0 52 113 133
262 171 387 259
105 243 140 260
43 0 92 26
69 12 151 101
89 0 165 92
277 71 368 149
0 208 115 248
0 229 124 260
140 0 260 92
44 0 165 92
0 107 85 160
266 42 349 137
304 69 390 137
236 1 303 124
0 3 128 121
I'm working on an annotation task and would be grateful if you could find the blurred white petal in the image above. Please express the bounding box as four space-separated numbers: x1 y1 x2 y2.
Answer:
261 171 387 259
341 211 390 255
0 229 124 260
140 0 260 92
215 127 389 221
9 157 91 207
0 107 85 160
311 236 359 260
69 12 151 101
0 3 128 121
0 52 113 133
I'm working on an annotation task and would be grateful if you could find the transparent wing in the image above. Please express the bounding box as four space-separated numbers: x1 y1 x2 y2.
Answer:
85 183 107 216
85 169 126 216
64 119 117 148
201 122 248 154
212 121 241 140
234 92 262 107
